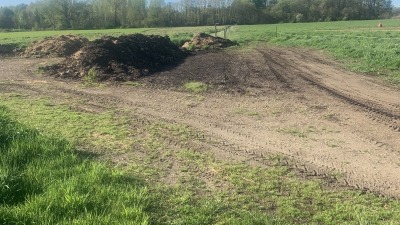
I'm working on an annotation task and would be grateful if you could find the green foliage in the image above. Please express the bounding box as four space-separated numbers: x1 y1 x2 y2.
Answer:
83 67 98 85
169 32 192 46
184 82 209 93
0 0 393 30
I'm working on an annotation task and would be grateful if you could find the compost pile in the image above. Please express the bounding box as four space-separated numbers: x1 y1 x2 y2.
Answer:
182 33 238 51
23 35 89 58
46 34 187 81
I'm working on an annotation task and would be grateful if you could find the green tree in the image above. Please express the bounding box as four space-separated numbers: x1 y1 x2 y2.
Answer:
0 7 15 29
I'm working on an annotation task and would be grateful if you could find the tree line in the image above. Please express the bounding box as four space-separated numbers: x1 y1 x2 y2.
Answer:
0 0 393 30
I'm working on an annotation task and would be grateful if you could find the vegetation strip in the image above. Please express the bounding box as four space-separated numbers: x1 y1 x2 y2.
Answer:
0 0 393 30
0 105 150 224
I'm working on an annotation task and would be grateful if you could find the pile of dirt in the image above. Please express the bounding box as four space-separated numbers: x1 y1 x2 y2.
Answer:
23 35 89 58
46 34 187 81
182 33 238 51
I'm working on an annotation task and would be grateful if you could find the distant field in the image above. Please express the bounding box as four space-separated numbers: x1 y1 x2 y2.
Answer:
1 19 399 83
0 27 211 47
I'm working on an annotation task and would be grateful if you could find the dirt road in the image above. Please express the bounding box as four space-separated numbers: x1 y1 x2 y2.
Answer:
1 47 399 197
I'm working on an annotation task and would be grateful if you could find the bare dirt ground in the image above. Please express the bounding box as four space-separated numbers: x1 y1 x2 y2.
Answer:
0 46 399 197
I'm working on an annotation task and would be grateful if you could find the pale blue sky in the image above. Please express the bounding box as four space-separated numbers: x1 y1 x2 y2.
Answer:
1 0 400 7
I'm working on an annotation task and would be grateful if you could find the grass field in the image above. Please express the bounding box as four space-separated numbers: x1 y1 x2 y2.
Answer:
2 20 400 224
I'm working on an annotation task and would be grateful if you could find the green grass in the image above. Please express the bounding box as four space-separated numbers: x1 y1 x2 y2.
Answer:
0 93 133 153
2 93 400 224
183 82 210 93
234 108 261 118
0 105 150 224
0 26 210 49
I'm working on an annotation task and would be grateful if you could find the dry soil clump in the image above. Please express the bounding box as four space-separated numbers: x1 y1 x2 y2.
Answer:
23 35 89 58
182 33 237 51
46 34 187 81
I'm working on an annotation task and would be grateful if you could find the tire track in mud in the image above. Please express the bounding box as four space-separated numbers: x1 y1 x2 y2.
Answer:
257 48 400 132
251 48 400 196
255 50 294 91
303 75 400 131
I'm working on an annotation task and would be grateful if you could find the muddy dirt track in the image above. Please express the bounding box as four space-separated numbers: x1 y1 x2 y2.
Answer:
1 47 399 197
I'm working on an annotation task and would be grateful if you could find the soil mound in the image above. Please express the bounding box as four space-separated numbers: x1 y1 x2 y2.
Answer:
182 33 238 51
46 34 187 81
23 35 89 58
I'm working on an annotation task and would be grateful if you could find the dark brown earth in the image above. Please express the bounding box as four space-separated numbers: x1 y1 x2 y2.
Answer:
0 46 399 197
45 34 187 81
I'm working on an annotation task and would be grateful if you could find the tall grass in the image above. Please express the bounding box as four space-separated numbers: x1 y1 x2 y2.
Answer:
0 105 150 224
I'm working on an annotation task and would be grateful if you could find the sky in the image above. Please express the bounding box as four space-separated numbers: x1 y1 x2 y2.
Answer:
1 0 400 7
1 0 33 7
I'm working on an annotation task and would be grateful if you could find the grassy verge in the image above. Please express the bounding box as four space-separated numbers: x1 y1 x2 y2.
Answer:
2 93 400 224
1 93 133 153
0 105 150 224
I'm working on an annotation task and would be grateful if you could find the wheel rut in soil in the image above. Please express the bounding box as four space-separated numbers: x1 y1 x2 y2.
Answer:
256 48 400 132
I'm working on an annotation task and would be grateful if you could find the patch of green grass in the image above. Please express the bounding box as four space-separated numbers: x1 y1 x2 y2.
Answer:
234 108 261 118
278 127 309 138
83 67 99 86
0 93 133 153
123 81 142 87
0 105 151 224
183 81 209 93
